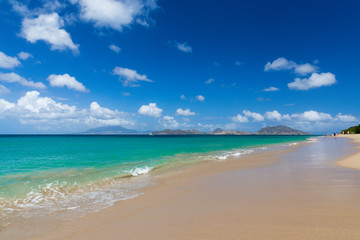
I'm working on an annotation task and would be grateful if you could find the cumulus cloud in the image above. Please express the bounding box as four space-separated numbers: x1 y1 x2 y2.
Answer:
17 51 33 60
335 113 357 122
0 84 10 96
180 94 186 100
0 99 16 114
294 63 318 75
243 110 264 122
265 57 318 75
231 114 249 123
21 13 79 53
138 103 162 117
0 91 133 129
288 72 336 90
160 116 179 128
0 51 21 69
205 78 214 84
176 108 195 116
291 110 333 121
17 91 76 116
228 109 357 132
113 67 153 87
0 72 46 89
265 58 336 90
89 101 126 119
47 73 88 92
109 44 121 53
196 95 205 102
265 57 296 72
264 110 282 121
263 86 279 92
73 0 157 31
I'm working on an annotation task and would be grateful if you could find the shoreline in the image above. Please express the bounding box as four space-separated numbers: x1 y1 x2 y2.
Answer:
1 138 309 240
337 135 360 170
4 136 360 239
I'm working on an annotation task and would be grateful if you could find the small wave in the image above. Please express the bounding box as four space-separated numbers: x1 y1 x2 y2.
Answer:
288 142 298 146
126 166 153 176
0 174 152 223
217 149 255 160
307 137 320 143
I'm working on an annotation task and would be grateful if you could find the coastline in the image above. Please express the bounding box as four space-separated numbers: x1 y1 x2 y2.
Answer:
337 135 360 170
3 136 360 239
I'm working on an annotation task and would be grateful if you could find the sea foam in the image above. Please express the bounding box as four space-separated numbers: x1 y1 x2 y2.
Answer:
127 166 153 176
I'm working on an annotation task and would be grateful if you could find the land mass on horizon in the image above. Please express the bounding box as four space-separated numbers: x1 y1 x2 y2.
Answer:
82 125 310 135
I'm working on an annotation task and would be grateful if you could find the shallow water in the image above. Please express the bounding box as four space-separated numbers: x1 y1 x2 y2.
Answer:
0 135 311 225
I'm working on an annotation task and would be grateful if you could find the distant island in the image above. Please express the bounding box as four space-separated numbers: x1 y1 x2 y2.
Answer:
83 125 309 136
82 125 149 135
152 125 309 135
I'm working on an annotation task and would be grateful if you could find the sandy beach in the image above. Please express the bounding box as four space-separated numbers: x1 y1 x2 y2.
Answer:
337 135 360 170
3 136 360 240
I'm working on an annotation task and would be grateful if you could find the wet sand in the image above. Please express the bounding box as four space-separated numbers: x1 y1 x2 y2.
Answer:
5 136 360 240
337 135 360 170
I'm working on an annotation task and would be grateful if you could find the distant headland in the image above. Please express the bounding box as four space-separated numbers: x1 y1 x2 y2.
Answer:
82 125 310 136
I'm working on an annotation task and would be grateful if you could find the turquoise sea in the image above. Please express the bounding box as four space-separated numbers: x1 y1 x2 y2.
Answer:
0 135 313 222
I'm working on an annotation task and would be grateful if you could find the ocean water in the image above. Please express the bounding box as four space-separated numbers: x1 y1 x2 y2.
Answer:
0 135 312 223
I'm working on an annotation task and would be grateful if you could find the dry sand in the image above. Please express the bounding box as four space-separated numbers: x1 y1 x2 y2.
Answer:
6 136 360 240
337 134 360 170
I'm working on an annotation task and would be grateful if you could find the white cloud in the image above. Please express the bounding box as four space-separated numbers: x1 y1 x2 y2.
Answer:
180 94 186 100
263 86 279 92
17 51 33 60
205 78 214 84
0 72 46 89
196 95 205 102
228 110 357 133
0 84 10 96
0 51 21 69
21 13 79 53
0 91 133 129
89 101 126 119
265 57 296 71
138 103 162 117
176 108 195 116
109 44 121 53
160 116 179 128
291 110 332 121
265 57 318 75
235 61 243 66
174 41 192 53
113 67 153 87
74 0 157 31
264 110 282 121
11 0 65 17
334 113 357 122
47 73 88 92
0 99 15 114
17 91 76 116
294 63 318 75
243 110 264 122
288 72 336 90
231 114 249 123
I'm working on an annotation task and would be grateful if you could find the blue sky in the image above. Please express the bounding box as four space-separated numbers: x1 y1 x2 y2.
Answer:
0 0 359 134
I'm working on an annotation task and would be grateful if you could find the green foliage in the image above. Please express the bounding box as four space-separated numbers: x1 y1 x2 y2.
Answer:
342 124 360 134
